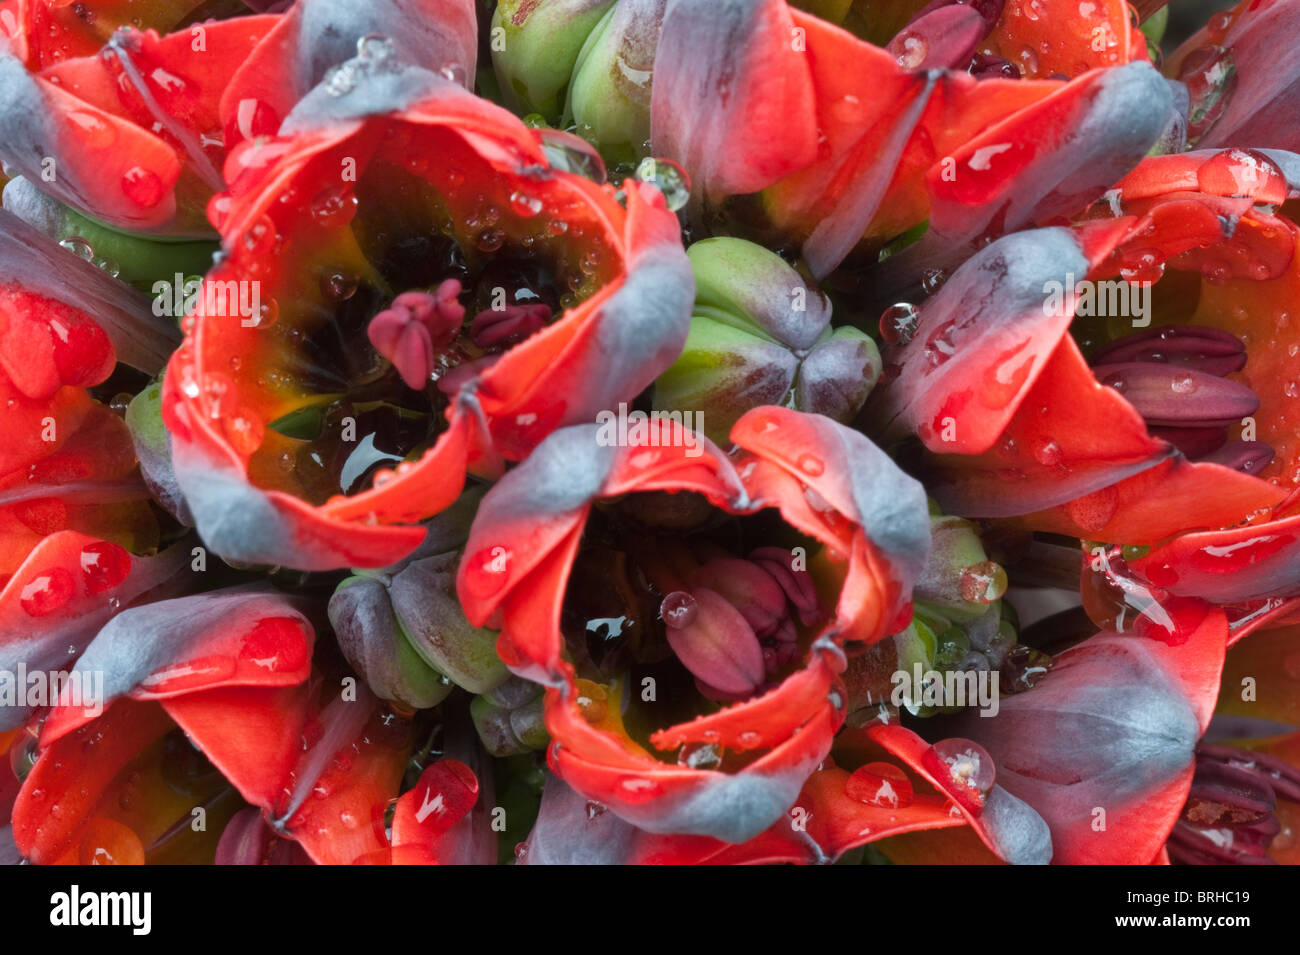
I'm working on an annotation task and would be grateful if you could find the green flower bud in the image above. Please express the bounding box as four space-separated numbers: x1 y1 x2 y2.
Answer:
329 575 453 711
914 514 1008 621
3 177 216 291
125 377 192 525
491 0 618 121
1140 5 1168 46
653 237 880 445
470 678 549 757
566 0 665 159
389 553 511 695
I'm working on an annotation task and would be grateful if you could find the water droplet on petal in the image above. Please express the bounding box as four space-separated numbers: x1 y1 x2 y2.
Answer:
892 30 928 69
323 62 357 97
120 166 164 207
845 762 915 809
1179 46 1237 146
930 738 996 807
508 191 544 218
79 542 131 596
1032 438 1062 467
321 271 358 301
959 561 1008 604
797 453 824 477
634 157 691 211
356 34 394 62
223 408 265 457
20 567 74 617
879 303 919 345
58 236 95 261
921 268 947 295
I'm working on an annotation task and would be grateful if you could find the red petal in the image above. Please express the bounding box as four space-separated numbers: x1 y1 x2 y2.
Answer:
650 0 817 201
11 699 173 863
982 0 1139 78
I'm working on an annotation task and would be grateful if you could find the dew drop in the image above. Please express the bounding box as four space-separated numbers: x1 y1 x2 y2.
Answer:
634 157 691 211
845 761 915 809
958 561 1008 604
660 591 698 629
79 541 131 596
121 166 165 207
321 271 358 301
879 303 919 345
20 567 74 617
920 268 947 295
58 236 95 262
509 191 544 218
930 738 996 803
1032 438 1062 467
893 31 928 69
323 63 357 97
797 453 825 476
223 408 265 457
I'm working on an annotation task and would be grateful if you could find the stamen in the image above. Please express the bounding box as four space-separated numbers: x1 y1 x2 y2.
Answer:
649 543 825 697
1090 325 1247 377
1168 742 1299 865
1146 425 1227 458
887 3 988 71
367 279 465 389
1092 362 1259 427
659 587 765 697
469 303 551 351
749 546 822 626
1198 440 1275 474
968 52 1020 79
1089 325 1273 472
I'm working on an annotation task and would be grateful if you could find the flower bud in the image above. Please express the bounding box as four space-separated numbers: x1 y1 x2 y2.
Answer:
329 575 453 710
914 513 1008 621
470 678 549 756
566 0 667 157
653 237 880 445
125 377 193 525
3 177 216 289
389 553 511 695
491 0 619 122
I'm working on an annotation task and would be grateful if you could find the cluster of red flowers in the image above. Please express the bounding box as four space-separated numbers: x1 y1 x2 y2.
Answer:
0 0 1296 866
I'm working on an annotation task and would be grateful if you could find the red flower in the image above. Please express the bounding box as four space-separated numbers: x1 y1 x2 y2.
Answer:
457 406 929 841
874 146 1300 547
5 577 455 865
0 11 281 235
1167 0 1300 151
0 208 181 577
219 0 478 149
649 0 1167 277
163 46 693 571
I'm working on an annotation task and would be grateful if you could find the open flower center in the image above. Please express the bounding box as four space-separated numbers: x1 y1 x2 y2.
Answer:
1089 325 1273 473
1167 742 1300 865
236 155 610 504
656 543 822 699
557 493 833 764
